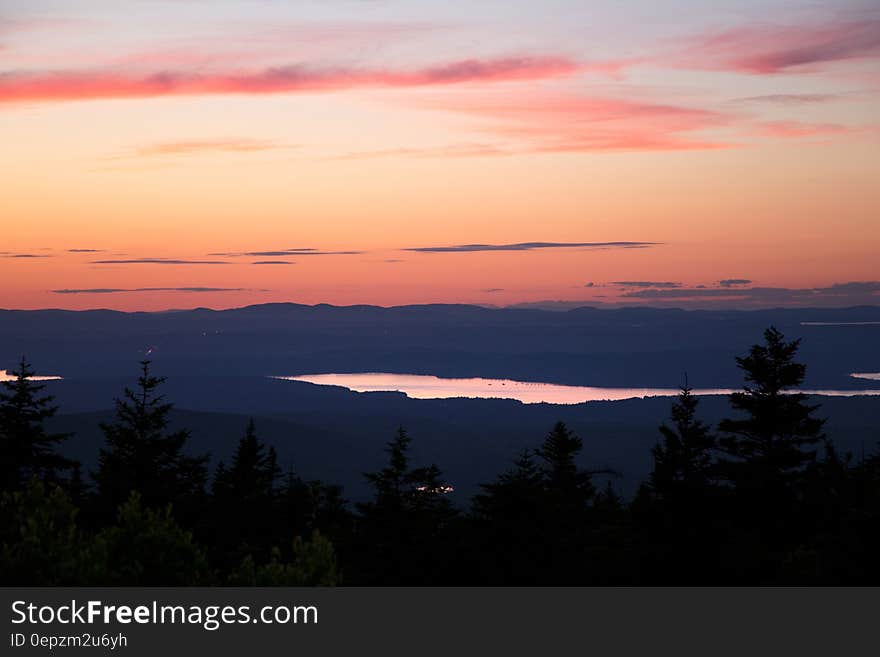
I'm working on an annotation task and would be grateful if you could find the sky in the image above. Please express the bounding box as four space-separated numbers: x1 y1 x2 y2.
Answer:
1 0 878 311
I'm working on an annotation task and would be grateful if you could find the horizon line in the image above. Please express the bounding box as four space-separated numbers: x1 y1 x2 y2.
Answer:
2 300 880 315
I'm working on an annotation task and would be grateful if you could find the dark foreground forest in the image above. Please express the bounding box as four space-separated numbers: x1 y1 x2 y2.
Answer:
2 327 879 585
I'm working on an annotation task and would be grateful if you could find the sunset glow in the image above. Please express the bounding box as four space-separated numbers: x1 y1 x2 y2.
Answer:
2 1 878 311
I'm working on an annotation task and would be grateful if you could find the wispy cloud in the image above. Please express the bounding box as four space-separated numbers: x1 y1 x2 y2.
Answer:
675 19 880 74
251 260 294 265
327 143 511 160
51 287 251 294
67 248 104 253
753 121 853 138
410 90 735 153
128 138 293 158
0 56 579 104
406 241 658 253
91 258 230 265
211 248 361 257
734 93 838 105
612 281 681 288
719 278 752 287
621 281 880 306
1 253 52 258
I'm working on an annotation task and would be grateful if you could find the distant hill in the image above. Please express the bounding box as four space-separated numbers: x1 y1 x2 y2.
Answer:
2 302 879 389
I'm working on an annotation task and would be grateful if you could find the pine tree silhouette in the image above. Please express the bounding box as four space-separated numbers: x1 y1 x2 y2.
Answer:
210 418 282 566
535 422 600 581
651 384 716 500
0 479 103 585
716 327 826 580
636 384 721 583
213 419 281 504
93 360 207 521
97 493 211 585
0 357 73 491
356 426 455 583
470 450 547 583
536 421 596 505
718 327 825 488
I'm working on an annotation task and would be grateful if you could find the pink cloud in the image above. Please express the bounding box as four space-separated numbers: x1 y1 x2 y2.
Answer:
754 121 853 138
327 143 512 160
677 19 880 74
0 56 579 104
96 138 291 166
133 138 291 157
408 91 735 153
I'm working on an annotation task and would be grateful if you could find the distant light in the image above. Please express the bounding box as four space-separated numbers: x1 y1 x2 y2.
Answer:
416 485 454 494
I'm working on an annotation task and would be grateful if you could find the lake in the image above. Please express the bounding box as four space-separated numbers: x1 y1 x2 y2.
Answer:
274 372 880 405
0 370 62 382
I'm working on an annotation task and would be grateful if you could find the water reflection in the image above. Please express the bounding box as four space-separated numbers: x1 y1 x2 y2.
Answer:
0 369 62 382
275 373 880 405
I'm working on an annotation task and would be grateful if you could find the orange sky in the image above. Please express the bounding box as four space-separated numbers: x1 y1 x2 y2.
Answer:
1 1 878 310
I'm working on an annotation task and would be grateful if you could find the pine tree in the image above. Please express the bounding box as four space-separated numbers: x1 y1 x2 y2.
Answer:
469 450 546 583
210 419 281 565
356 427 455 583
594 479 623 514
536 421 595 504
650 385 716 500
360 427 455 520
0 357 73 491
534 422 599 581
718 327 825 489
93 360 207 521
716 327 827 580
473 450 543 521
362 426 411 511
229 531 339 586
213 419 280 504
638 385 721 583
0 479 104 585
97 493 211 585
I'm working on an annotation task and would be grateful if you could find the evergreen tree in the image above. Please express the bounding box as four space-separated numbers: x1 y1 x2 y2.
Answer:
67 462 88 509
360 427 454 518
93 360 207 522
639 386 721 583
97 493 211 585
534 422 599 581
355 427 455 583
650 385 716 500
785 439 863 583
536 421 596 507
473 450 543 521
594 479 623 514
716 327 826 580
471 423 606 583
274 468 353 570
210 419 281 566
229 531 339 586
718 327 825 488
0 357 73 492
0 479 104 585
213 419 280 504
469 450 547 583
276 468 312 536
